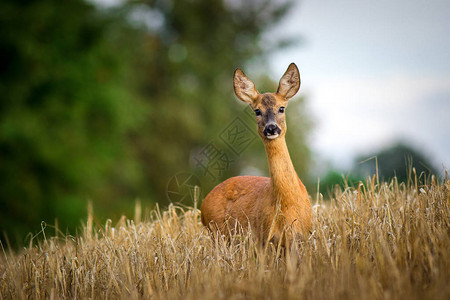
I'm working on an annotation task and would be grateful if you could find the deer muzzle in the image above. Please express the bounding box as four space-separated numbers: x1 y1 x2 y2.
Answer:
264 123 281 139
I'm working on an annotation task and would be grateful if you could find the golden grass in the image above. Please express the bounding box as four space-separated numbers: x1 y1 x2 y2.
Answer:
1 175 449 299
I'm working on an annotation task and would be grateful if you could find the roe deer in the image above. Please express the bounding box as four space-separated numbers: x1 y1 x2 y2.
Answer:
200 63 311 246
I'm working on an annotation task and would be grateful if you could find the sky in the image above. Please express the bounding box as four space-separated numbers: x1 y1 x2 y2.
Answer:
268 0 450 173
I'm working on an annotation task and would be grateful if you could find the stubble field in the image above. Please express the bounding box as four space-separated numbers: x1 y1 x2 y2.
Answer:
1 175 449 299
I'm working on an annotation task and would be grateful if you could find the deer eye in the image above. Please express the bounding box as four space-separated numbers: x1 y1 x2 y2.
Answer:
254 109 262 116
279 107 285 113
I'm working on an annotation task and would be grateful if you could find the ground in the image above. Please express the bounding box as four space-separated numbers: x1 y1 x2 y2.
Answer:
1 176 449 299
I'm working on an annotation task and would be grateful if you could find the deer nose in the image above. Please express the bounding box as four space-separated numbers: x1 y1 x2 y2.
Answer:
264 124 281 137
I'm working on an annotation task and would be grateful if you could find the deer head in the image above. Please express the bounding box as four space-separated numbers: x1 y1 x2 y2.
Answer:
233 63 301 141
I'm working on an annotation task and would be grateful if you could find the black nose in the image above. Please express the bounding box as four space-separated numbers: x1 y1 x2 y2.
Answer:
264 124 281 136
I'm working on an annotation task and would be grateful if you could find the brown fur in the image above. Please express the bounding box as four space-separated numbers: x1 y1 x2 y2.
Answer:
200 63 311 246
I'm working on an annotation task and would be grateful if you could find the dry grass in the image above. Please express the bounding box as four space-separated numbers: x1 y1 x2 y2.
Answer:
1 175 449 299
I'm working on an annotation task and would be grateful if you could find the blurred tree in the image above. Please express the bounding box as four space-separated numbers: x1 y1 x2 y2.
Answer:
123 0 309 199
355 143 439 183
0 0 147 245
0 0 311 246
317 169 363 197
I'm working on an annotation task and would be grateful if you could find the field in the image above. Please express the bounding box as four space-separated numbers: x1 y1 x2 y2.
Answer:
1 175 449 299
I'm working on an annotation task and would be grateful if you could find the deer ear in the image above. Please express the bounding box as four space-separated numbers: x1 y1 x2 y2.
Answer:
233 68 259 104
277 63 300 99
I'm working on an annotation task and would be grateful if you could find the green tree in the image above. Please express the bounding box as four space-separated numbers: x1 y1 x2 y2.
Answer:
317 170 363 197
0 0 146 245
0 0 312 246
355 143 439 183
126 0 310 200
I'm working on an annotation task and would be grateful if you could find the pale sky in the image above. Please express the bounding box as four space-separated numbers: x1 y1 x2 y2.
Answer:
269 0 450 173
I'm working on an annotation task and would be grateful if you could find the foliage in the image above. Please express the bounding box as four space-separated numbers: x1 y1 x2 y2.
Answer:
318 170 363 197
0 0 146 245
122 0 303 199
355 142 439 182
0 0 308 247
0 177 448 299
317 143 440 199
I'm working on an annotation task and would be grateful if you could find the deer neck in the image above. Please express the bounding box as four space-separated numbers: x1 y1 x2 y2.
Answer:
264 137 304 208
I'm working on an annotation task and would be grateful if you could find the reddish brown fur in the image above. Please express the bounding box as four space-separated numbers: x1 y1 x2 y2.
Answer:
200 63 311 245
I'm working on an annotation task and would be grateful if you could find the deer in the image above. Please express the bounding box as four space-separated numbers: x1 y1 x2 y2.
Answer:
200 63 311 247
